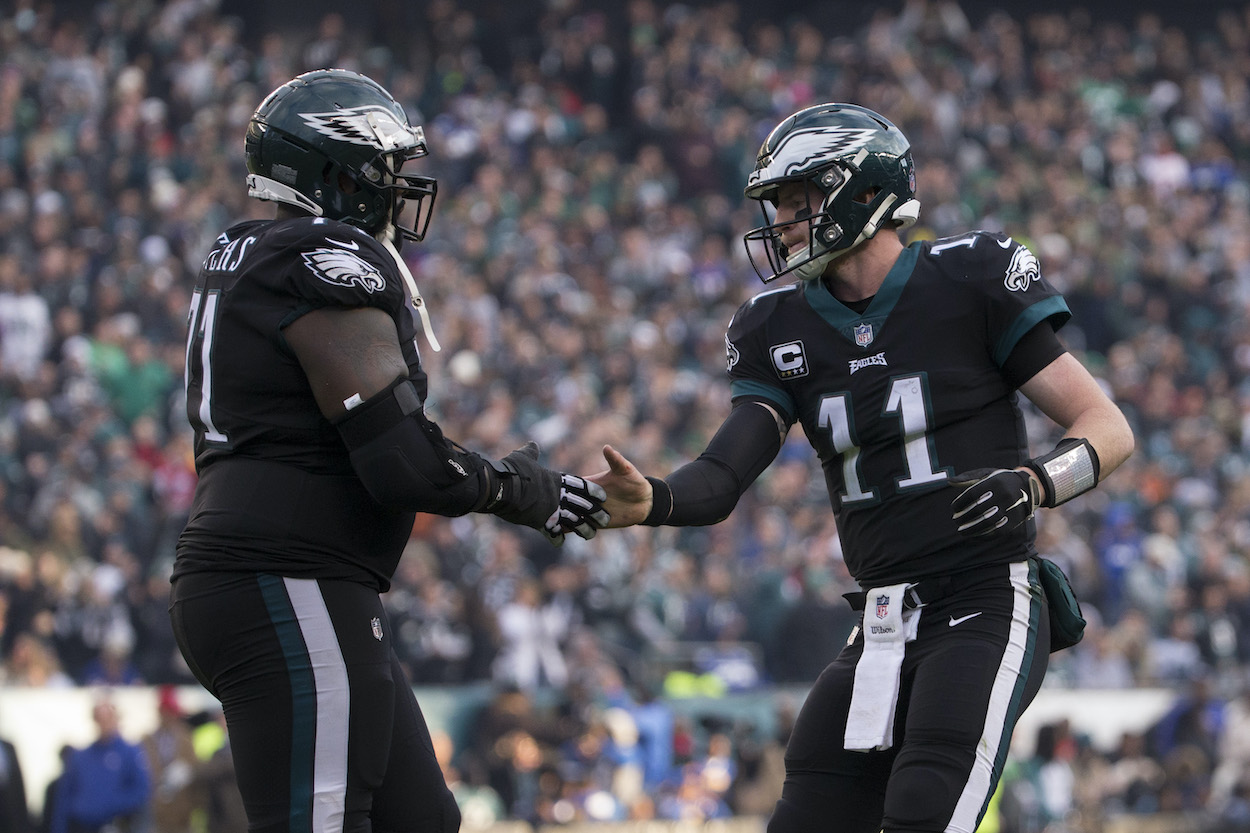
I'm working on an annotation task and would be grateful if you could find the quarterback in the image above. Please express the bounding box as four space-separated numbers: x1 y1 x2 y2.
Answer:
590 103 1134 833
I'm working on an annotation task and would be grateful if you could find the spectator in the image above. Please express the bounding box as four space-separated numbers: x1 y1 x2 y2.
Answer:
1101 731 1166 815
1 633 74 687
0 262 51 383
188 711 247 833
79 627 143 687
141 686 201 833
48 697 151 833
0 728 32 833
492 577 570 692
432 729 505 831
38 746 75 833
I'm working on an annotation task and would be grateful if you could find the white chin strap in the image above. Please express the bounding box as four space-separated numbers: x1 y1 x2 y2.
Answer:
247 174 323 216
378 224 441 352
789 248 836 281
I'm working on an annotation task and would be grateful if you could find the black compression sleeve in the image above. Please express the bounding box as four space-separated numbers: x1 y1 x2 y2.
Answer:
1002 321 1066 388
642 401 784 526
334 376 496 515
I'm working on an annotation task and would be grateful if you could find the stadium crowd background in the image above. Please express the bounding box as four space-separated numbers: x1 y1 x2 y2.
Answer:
0 0 1248 830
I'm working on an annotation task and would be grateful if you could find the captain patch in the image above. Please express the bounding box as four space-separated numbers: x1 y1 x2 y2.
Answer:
771 341 808 379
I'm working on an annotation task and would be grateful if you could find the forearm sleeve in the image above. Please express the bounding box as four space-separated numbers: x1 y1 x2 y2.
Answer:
334 376 497 515
644 401 784 526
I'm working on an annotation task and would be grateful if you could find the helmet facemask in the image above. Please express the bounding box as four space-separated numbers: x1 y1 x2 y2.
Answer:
363 140 439 245
745 164 854 283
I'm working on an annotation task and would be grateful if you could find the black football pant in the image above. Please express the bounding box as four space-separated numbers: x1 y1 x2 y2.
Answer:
170 572 460 833
767 560 1050 833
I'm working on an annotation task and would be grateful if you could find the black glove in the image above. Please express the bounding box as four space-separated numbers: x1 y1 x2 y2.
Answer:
949 468 1040 537
485 442 608 544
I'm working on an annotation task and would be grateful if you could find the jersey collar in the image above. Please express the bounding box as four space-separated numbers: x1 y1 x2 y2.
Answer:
802 242 920 345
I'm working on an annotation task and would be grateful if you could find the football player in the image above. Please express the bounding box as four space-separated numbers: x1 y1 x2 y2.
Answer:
588 103 1134 833
169 69 607 833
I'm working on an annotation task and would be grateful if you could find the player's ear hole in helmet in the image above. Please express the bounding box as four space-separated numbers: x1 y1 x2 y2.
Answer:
743 103 921 283
244 68 438 244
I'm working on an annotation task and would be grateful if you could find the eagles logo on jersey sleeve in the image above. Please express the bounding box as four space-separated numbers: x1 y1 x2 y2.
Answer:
926 231 1069 366
301 243 386 294
277 218 407 314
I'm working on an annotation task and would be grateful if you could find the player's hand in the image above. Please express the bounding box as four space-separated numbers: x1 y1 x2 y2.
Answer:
949 467 1040 537
488 443 607 545
586 445 654 528
543 473 610 544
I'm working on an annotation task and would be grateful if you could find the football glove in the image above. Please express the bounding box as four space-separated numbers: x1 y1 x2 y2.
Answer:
485 442 608 544
949 467 1041 537
547 472 611 541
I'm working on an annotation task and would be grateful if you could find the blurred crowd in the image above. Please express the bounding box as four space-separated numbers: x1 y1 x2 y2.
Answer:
0 0 1248 829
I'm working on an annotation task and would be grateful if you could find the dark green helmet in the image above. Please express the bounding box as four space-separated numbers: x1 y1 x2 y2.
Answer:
743 103 920 282
245 69 437 242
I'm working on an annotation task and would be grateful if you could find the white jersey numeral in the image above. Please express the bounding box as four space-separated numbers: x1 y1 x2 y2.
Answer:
929 234 978 255
186 288 228 444
818 374 945 506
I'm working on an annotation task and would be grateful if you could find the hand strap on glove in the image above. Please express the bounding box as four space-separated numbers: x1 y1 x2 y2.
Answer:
1026 438 1100 508
480 442 559 527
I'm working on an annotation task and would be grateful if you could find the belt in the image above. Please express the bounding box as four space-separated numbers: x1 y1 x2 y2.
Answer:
843 583 930 612
843 565 1009 611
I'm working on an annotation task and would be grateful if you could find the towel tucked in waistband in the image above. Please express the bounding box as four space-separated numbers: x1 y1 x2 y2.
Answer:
844 582 921 752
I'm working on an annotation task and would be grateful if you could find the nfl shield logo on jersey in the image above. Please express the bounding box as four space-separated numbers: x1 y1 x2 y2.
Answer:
854 322 874 348
371 617 384 641
875 595 890 619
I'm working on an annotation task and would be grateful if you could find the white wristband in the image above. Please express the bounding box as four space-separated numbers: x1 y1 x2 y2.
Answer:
1027 438 1100 507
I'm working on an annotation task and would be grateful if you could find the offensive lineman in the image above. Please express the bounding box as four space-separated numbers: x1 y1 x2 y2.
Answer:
169 70 607 833
588 103 1134 833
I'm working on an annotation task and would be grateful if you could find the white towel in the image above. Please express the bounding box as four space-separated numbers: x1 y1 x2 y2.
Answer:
844 583 921 752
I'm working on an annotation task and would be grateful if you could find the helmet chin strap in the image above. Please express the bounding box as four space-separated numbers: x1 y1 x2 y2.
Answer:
377 223 441 352
789 247 836 281
247 174 323 216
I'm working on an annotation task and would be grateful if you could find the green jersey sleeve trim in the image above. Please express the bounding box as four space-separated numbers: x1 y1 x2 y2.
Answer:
730 379 796 423
992 296 1071 367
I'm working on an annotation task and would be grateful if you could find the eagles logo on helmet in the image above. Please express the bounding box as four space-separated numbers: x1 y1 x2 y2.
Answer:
244 69 438 244
743 103 922 283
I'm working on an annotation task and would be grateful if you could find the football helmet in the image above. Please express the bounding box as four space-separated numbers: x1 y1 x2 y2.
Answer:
743 103 920 283
245 69 438 242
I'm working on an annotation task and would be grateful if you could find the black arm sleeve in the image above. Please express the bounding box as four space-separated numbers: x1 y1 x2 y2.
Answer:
643 401 785 526
1002 321 1066 388
333 376 498 515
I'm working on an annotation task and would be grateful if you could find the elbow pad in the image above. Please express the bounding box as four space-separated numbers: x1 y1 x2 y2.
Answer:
334 377 492 515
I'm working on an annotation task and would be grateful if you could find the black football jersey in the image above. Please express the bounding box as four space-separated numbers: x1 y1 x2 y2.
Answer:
726 231 1070 586
175 216 425 588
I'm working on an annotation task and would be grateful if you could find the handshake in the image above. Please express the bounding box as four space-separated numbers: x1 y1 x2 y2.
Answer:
485 443 650 545
485 442 608 545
